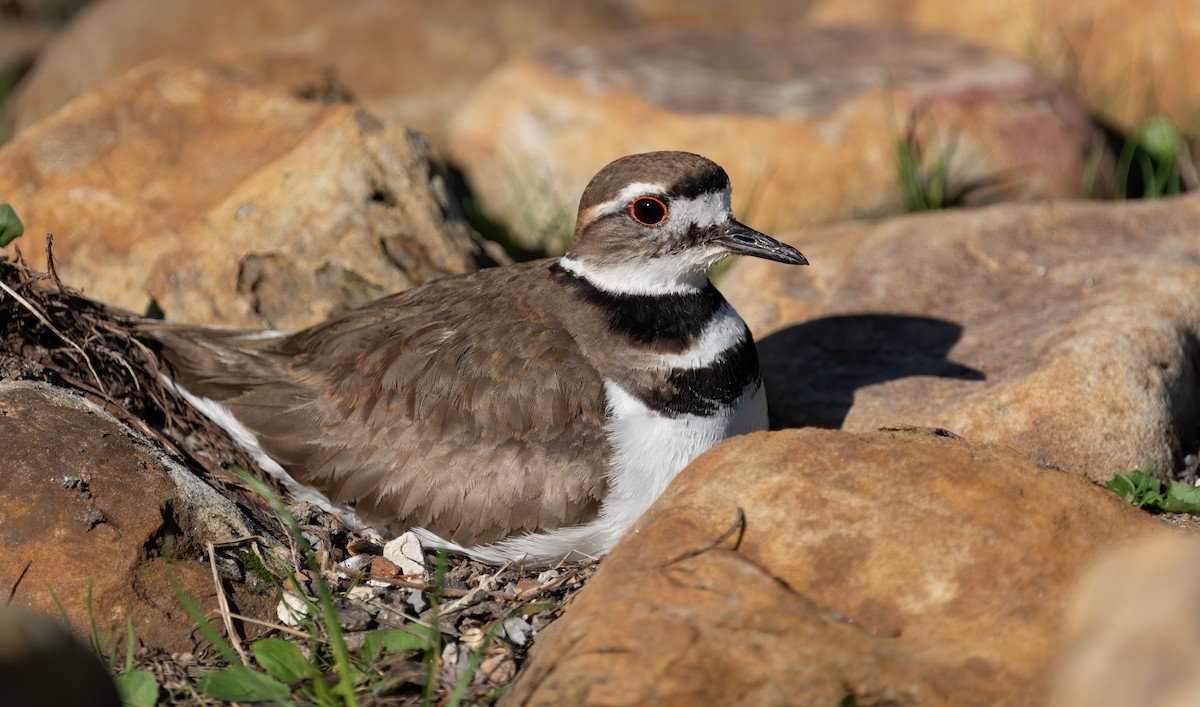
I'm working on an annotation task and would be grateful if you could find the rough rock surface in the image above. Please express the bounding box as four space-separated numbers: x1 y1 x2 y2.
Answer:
0 19 54 80
447 24 1107 252
3 0 632 139
721 196 1200 481
612 0 1200 138
0 55 486 328
1049 533 1200 707
808 0 1200 137
0 380 274 651
505 428 1164 706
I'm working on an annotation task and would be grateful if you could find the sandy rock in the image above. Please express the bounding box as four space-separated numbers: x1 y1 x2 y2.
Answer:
1049 533 1200 707
0 55 486 328
4 0 632 139
613 0 809 26
506 428 1163 706
447 24 1107 253
0 380 275 651
721 196 1200 481
808 0 1200 138
0 19 54 80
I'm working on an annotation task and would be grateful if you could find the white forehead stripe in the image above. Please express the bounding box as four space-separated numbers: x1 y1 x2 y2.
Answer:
589 184 733 232
590 182 668 220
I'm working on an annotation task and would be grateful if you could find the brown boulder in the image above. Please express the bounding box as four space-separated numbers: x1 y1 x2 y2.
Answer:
0 55 486 328
447 24 1107 252
0 19 53 82
4 0 632 140
506 428 1163 706
721 196 1200 481
1049 533 1200 707
0 380 273 651
808 0 1200 138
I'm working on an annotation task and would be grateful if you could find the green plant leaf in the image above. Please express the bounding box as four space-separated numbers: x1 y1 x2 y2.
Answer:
1138 116 1181 164
1106 471 1162 508
253 637 310 683
360 627 435 662
198 664 291 703
1160 480 1200 514
0 204 22 247
115 669 159 707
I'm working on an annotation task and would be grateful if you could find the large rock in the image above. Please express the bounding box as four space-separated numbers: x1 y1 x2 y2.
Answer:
3 0 632 139
447 24 1108 252
506 428 1162 706
0 55 486 328
721 196 1200 482
0 19 54 81
1049 533 1200 707
808 0 1200 138
0 380 273 651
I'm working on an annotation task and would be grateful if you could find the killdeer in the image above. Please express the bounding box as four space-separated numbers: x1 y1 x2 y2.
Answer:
140 151 806 565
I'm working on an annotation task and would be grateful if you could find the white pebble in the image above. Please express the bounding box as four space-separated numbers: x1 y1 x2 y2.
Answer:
276 591 309 627
383 532 427 578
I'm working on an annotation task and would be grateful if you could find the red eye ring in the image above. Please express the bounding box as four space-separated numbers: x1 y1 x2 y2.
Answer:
629 196 669 226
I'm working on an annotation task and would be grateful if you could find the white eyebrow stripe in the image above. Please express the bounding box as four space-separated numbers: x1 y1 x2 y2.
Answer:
589 182 668 220
590 184 734 234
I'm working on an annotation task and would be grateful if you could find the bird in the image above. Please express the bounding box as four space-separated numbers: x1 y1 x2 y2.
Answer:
138 151 807 565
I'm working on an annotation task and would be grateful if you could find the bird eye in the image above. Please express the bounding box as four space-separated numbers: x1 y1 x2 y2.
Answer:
629 197 668 226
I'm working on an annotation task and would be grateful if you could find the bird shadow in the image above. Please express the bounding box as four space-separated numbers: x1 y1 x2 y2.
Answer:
758 314 985 430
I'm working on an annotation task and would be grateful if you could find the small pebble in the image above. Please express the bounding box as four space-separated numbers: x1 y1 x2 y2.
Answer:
501 616 531 646
337 553 370 579
409 589 429 614
335 600 372 632
480 652 517 683
371 555 401 578
346 585 384 603
383 532 427 578
277 591 309 627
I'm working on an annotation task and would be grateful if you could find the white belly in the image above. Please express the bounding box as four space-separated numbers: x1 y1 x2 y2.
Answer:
432 378 768 565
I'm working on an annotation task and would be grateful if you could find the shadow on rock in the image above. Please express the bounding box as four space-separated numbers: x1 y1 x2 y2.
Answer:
760 314 984 429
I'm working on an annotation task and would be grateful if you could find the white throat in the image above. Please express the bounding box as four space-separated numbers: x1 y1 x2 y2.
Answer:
557 252 723 296
562 185 737 296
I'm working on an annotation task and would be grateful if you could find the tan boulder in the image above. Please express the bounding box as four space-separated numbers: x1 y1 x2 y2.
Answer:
0 18 53 80
808 0 1200 138
447 24 1107 253
4 0 632 140
1049 533 1200 707
721 196 1200 481
0 55 486 328
0 380 275 652
613 0 809 26
506 428 1162 706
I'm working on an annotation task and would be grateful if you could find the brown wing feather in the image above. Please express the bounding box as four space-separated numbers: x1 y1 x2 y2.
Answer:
141 261 610 545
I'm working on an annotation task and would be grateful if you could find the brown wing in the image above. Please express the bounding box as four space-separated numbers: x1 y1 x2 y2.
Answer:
141 261 611 545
